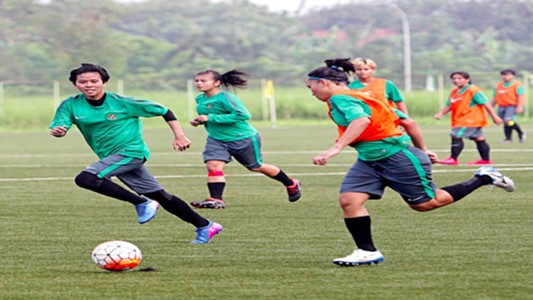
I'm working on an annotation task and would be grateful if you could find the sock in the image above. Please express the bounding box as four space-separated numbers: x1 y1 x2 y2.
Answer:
271 170 294 186
74 171 145 205
144 190 209 228
450 137 464 159
344 216 377 252
207 182 225 200
504 126 513 140
513 124 524 138
474 140 490 161
441 176 492 202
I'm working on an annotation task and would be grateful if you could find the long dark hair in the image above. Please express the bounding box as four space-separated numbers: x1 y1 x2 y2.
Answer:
307 58 354 83
68 63 110 84
195 69 248 89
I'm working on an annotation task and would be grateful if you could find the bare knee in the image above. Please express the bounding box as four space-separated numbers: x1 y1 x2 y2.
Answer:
339 194 364 210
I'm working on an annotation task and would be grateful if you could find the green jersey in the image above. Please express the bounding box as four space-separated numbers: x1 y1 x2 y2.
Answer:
49 92 168 160
329 94 411 161
196 91 257 142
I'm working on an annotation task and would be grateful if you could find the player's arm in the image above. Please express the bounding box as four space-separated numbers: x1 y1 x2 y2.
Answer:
483 102 502 125
50 126 68 137
386 80 408 115
163 109 191 151
49 100 73 138
516 94 525 114
434 105 450 120
313 117 369 166
400 118 438 163
475 92 502 125
204 94 251 124
491 87 498 107
395 101 409 116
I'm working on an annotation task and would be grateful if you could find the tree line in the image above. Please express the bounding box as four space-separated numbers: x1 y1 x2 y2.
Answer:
2 0 533 89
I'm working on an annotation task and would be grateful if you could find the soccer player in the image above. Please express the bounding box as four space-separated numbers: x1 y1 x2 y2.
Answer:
492 69 526 143
434 71 502 165
349 57 409 115
189 69 301 209
49 63 221 244
305 58 515 266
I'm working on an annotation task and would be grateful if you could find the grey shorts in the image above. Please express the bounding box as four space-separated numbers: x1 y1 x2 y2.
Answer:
340 146 436 205
203 135 263 169
497 106 517 122
83 154 162 194
450 127 484 139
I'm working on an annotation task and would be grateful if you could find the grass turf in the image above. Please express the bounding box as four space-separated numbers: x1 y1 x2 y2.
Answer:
0 124 532 299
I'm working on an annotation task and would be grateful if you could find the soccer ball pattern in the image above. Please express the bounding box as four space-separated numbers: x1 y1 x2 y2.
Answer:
91 240 142 271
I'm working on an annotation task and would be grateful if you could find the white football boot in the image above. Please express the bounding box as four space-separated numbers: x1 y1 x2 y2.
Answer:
475 166 515 192
332 249 384 266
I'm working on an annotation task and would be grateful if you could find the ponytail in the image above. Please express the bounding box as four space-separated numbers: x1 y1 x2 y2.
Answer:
308 58 354 83
195 69 249 89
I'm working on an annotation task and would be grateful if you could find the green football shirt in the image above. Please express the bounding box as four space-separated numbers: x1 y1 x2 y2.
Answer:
49 92 168 160
195 91 258 142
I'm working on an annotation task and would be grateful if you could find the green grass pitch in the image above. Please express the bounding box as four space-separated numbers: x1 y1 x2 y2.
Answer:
0 124 532 299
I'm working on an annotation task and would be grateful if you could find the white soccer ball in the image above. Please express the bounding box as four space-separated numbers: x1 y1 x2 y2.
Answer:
91 240 142 271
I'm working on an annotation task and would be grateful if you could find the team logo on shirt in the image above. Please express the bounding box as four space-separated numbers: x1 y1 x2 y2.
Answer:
450 97 462 103
106 113 117 120
206 104 212 109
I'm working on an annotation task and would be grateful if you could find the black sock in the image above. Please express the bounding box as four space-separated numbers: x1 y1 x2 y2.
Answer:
271 170 294 186
450 137 464 159
504 126 513 140
145 190 209 228
441 176 492 202
344 216 377 251
207 182 225 200
74 171 145 205
475 140 490 161
513 124 524 138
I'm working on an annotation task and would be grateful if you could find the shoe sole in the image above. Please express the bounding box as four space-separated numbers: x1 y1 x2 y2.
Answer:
190 202 225 209
332 257 384 266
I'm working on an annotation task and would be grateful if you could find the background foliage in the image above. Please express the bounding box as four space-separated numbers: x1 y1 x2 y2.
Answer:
2 0 533 88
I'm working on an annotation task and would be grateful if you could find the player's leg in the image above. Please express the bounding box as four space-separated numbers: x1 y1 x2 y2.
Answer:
499 107 513 142
143 189 222 244
509 108 526 142
74 155 147 205
233 134 301 202
191 137 230 209
332 160 384 266
74 155 161 224
123 166 222 243
473 138 491 162
465 129 492 165
386 147 515 212
438 130 463 165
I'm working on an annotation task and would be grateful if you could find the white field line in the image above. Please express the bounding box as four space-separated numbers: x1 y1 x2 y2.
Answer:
2 166 533 182
1 148 532 159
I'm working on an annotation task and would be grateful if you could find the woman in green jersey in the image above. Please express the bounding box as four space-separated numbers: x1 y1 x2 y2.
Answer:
189 69 301 209
49 63 222 244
